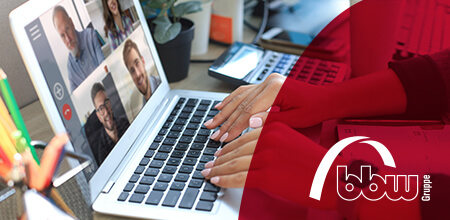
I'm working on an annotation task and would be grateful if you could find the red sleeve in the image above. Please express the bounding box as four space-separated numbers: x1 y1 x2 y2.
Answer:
388 49 449 118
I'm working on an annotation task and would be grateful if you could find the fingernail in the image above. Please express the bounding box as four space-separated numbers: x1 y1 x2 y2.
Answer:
210 130 220 140
214 102 222 109
249 117 263 128
214 149 222 157
204 161 215 169
201 168 211 177
204 119 213 127
211 176 220 184
220 132 228 142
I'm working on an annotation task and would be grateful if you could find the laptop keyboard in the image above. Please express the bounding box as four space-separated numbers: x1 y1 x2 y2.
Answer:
117 97 223 212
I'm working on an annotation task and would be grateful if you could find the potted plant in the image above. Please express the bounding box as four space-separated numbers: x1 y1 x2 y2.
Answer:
140 0 202 82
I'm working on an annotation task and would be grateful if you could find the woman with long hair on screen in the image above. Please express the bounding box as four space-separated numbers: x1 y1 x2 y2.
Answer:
102 0 134 51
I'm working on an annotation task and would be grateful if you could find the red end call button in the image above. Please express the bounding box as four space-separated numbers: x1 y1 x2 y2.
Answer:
63 104 72 121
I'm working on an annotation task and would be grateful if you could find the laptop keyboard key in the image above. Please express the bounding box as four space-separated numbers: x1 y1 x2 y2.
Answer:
200 155 215 163
145 168 159 176
118 192 129 201
171 125 184 132
200 100 212 105
123 183 134 192
149 143 159 150
179 188 199 209
175 118 188 125
162 191 181 207
159 145 173 153
204 182 221 193
154 135 164 142
135 166 145 174
188 179 204 188
171 150 185 158
196 201 214 211
194 136 208 143
192 171 205 180
170 182 186 191
154 152 169 161
198 129 211 136
159 129 168 135
145 150 155 157
163 166 177 174
187 123 199 130
182 106 194 113
129 174 140 183
206 140 221 148
178 98 186 103
203 148 216 155
197 105 209 112
175 143 189 151
153 182 168 191
183 158 197 166
187 150 201 158
190 116 203 123
167 158 181 166
129 194 145 203
182 129 196 136
200 191 218 202
186 98 199 106
158 174 173 182
135 185 150 194
196 163 206 171
166 115 176 122
175 173 190 182
146 191 164 205
140 176 155 185
167 131 180 138
179 136 193 143
179 112 191 119
149 160 164 168
194 111 206 117
139 158 150 166
208 110 219 117
163 138 177 146
179 165 194 174
191 143 205 151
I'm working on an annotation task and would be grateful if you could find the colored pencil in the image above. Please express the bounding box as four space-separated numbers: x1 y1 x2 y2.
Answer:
0 68 39 165
0 121 16 162
0 146 12 168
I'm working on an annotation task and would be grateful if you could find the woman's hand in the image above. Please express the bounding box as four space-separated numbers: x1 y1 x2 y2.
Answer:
204 74 286 142
205 73 333 142
201 127 262 188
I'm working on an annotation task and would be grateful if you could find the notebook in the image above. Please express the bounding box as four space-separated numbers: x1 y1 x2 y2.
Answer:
10 0 242 219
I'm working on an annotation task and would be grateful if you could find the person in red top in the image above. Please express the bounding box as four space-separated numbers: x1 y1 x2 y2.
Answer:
202 48 450 219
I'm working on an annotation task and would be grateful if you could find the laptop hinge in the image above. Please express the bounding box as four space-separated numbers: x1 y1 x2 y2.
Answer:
102 180 115 193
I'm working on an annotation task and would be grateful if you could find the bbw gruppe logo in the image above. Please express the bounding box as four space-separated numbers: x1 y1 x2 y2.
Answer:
309 136 419 202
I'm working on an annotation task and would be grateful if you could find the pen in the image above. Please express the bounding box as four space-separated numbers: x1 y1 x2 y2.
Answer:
0 68 40 165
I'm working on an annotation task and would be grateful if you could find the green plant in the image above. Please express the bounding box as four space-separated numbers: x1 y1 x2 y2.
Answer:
140 0 202 44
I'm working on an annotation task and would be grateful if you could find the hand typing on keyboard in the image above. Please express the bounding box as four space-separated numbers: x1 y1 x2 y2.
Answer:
204 73 334 142
201 128 261 188
204 74 285 142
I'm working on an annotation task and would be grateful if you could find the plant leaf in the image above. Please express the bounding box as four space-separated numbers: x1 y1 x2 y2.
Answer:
157 0 177 18
152 16 182 44
173 1 202 17
142 2 158 17
147 0 166 8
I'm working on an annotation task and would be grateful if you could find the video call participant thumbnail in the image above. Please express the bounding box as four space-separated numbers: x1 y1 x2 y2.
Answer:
123 39 161 102
102 0 134 51
91 83 129 165
53 6 105 92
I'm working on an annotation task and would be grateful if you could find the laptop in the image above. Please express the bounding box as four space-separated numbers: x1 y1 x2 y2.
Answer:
10 0 242 219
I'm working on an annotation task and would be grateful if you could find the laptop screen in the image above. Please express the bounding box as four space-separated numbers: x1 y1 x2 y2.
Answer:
24 0 161 177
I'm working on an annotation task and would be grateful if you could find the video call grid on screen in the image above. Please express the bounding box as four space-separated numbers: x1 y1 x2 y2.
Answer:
25 0 161 177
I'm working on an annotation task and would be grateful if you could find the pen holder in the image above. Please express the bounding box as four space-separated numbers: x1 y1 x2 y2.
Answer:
0 140 92 220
